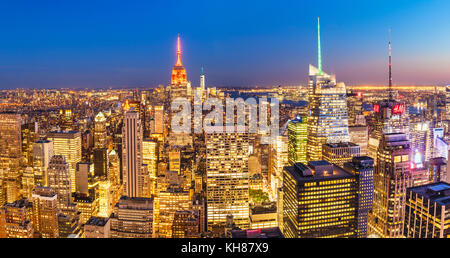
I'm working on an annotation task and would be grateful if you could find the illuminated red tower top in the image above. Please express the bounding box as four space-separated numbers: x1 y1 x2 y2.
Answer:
171 34 187 85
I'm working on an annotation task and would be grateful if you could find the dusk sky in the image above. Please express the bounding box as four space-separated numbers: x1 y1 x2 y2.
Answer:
0 0 449 89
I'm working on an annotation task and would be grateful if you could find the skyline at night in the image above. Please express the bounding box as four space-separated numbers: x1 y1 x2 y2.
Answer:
0 0 449 89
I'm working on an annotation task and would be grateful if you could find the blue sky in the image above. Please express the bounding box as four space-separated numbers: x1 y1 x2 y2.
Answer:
0 0 449 89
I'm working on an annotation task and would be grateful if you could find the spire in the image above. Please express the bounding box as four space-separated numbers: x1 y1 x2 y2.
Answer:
317 17 322 75
388 29 393 101
176 34 182 66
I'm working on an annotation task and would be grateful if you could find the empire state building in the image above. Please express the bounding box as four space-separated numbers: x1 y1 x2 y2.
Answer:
171 34 187 85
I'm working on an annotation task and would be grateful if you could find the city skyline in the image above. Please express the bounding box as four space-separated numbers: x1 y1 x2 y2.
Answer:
0 0 449 89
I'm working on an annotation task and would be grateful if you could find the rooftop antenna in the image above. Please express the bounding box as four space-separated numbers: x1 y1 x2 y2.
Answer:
318 17 322 75
388 28 393 101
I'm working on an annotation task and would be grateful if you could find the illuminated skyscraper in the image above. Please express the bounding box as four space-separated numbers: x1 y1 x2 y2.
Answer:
31 186 59 238
73 193 97 224
172 210 201 238
47 131 82 193
155 186 190 238
282 161 358 238
349 125 368 156
206 127 250 230
0 113 22 204
200 66 206 91
369 133 412 238
97 180 112 218
122 108 143 198
343 156 374 238
269 135 288 203
154 106 164 135
404 182 450 238
307 19 350 161
367 38 409 164
347 91 364 126
171 34 187 86
322 142 360 168
21 167 35 199
0 198 34 238
33 140 54 187
94 112 107 148
21 122 38 167
47 155 73 213
110 196 153 238
288 116 308 165
60 109 73 131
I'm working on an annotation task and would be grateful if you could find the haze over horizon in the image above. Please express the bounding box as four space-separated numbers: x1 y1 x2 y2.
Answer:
0 0 449 89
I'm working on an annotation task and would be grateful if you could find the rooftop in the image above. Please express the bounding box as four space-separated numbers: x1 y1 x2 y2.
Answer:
231 227 283 238
408 182 450 206
85 216 109 227
285 160 354 183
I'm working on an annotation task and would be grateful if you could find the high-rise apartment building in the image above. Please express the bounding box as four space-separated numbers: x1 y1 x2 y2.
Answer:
307 19 350 161
122 109 143 197
206 127 250 230
282 161 357 238
369 133 412 238
47 131 82 193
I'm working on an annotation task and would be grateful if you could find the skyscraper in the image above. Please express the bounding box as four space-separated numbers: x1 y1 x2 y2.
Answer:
0 198 34 238
288 116 308 165
367 38 409 164
110 196 154 238
404 182 450 238
206 127 250 230
200 66 206 91
31 186 59 238
47 131 82 193
94 111 107 149
154 106 164 135
171 34 187 86
343 156 374 238
369 133 412 238
349 125 368 155
307 18 350 162
122 108 143 198
47 155 73 213
0 113 22 204
33 140 54 187
282 161 358 238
